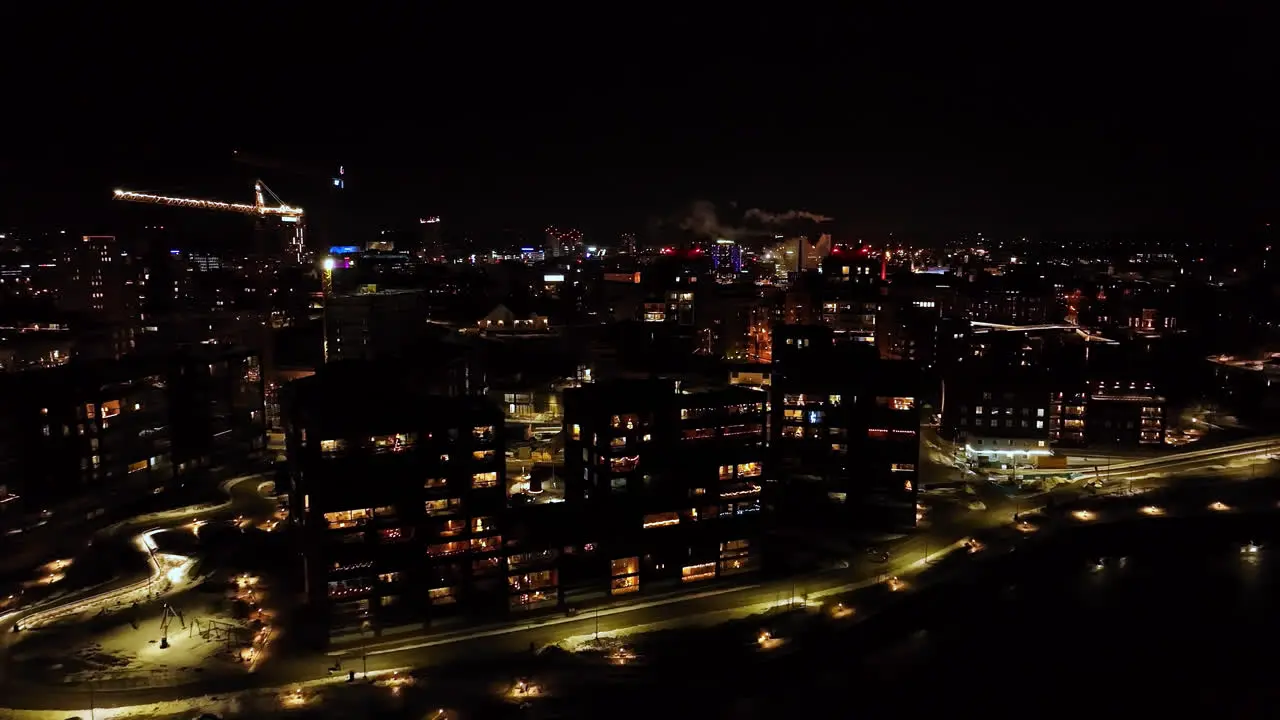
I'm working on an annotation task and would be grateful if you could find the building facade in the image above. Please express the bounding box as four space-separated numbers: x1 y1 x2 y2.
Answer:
562 379 767 597
285 367 507 644
770 324 921 528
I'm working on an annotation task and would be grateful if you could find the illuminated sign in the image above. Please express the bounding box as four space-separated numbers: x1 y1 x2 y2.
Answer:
544 274 566 283
419 216 441 224
280 216 299 223
520 247 535 252
328 245 361 255
716 238 735 245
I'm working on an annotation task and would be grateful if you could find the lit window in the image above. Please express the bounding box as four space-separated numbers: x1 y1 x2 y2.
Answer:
323 508 371 530
427 541 467 557
681 562 716 583
571 424 581 441
611 575 639 594
877 397 916 411
424 498 461 516
642 512 680 528
471 472 498 489
428 587 457 605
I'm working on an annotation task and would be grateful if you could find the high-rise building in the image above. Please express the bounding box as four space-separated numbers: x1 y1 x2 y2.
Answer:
419 217 443 261
711 239 743 274
544 227 583 259
562 378 767 596
619 232 637 255
284 363 507 644
59 235 140 324
324 287 426 363
770 324 921 528
0 346 264 517
799 233 833 271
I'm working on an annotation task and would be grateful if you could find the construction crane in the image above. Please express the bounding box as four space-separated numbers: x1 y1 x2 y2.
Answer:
232 150 345 252
113 181 307 262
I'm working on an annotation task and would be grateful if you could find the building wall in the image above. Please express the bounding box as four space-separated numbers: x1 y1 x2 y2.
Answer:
0 347 264 516
562 379 767 597
287 390 508 643
770 324 922 529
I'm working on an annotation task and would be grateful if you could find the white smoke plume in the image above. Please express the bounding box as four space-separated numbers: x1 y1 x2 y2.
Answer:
675 201 832 241
744 208 835 225
678 200 730 239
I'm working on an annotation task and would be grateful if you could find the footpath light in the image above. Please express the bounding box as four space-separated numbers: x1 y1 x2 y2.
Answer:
1071 509 1096 522
1139 505 1165 516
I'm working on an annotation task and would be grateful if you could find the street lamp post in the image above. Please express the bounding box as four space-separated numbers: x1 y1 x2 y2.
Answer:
594 604 600 642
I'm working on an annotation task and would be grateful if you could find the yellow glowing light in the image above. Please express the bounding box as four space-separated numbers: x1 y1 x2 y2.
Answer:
1209 501 1230 512
1139 505 1164 516
1071 510 1096 521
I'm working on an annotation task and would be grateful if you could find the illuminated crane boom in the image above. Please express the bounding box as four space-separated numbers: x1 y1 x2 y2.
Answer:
112 182 303 220
112 181 307 262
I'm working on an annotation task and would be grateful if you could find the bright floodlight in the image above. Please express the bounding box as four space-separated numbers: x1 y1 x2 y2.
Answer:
322 257 336 272
166 566 185 584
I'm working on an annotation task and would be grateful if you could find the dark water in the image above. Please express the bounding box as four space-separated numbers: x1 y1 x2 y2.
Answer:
544 509 1280 720
763 511 1280 719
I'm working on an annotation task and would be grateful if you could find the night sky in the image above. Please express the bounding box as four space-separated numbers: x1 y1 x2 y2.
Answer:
2 8 1273 242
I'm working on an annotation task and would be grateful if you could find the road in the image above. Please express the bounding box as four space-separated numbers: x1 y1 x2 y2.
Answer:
0 475 275 638
1 437 1277 712
1008 435 1280 478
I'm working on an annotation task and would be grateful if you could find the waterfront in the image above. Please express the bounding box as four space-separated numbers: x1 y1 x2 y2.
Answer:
770 509 1280 718
11 491 1280 718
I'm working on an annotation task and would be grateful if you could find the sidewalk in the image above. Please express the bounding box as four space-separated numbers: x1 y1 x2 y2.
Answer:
328 580 768 656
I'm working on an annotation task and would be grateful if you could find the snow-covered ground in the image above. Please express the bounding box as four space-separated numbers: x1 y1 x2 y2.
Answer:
11 588 254 687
